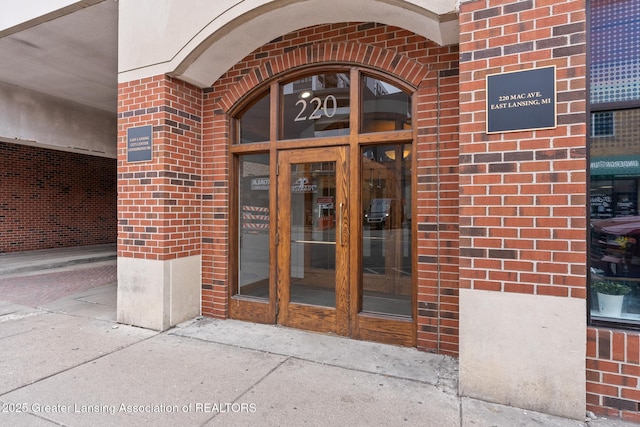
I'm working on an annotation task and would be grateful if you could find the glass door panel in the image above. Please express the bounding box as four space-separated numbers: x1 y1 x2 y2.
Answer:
290 161 337 307
277 146 349 335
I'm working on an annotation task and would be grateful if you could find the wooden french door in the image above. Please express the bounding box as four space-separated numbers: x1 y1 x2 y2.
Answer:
230 68 417 346
276 146 350 335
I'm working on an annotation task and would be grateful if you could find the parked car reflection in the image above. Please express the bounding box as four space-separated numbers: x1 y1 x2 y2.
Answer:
364 198 392 228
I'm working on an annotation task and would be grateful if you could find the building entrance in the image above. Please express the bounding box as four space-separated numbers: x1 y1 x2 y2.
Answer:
229 68 416 345
276 146 350 335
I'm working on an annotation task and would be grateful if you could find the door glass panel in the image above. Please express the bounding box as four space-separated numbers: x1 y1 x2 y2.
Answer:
238 91 270 144
361 76 411 133
281 73 350 140
361 144 412 317
238 153 270 298
290 161 337 307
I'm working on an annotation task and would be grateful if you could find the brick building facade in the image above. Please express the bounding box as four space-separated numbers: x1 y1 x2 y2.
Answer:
5 0 640 422
111 0 640 420
458 0 589 417
0 142 116 253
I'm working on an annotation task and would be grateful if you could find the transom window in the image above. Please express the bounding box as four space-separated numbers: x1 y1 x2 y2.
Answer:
281 73 351 139
236 70 412 144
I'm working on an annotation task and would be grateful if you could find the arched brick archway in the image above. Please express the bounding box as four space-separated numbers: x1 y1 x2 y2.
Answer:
201 23 460 354
218 42 430 113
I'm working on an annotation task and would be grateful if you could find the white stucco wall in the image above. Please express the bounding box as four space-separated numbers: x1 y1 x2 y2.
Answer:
0 81 116 158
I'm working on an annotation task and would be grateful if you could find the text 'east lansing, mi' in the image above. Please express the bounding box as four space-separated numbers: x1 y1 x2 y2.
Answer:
490 91 552 110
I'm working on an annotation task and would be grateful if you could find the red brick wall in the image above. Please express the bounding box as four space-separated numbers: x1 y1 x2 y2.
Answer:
0 141 116 253
117 76 202 260
202 23 461 354
587 328 640 422
458 0 587 298
456 0 640 418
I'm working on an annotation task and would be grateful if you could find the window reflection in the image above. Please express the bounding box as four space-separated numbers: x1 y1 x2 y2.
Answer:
591 0 640 104
239 92 270 144
590 108 640 322
290 161 337 307
361 144 412 317
281 73 350 140
361 76 411 133
589 0 640 327
238 154 270 298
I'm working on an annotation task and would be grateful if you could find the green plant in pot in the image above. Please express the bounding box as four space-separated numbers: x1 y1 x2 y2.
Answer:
593 280 632 296
593 280 632 317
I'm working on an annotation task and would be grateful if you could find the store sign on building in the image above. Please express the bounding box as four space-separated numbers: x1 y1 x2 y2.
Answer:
486 66 556 133
591 155 640 176
126 125 153 162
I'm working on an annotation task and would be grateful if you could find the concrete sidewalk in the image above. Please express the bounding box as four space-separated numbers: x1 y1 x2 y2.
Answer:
0 248 637 426
0 244 116 276
0 290 635 427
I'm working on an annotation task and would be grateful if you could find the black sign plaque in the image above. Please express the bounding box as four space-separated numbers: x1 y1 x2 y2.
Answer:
486 66 556 134
127 125 153 162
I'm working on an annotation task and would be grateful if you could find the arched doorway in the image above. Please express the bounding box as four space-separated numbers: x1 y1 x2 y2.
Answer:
228 67 416 346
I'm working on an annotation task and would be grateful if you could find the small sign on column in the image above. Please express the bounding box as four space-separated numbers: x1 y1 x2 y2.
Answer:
127 125 153 162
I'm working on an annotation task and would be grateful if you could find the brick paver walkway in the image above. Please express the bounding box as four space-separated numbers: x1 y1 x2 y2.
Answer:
0 264 116 307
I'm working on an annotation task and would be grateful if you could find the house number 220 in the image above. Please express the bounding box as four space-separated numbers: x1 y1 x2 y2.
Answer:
294 95 338 121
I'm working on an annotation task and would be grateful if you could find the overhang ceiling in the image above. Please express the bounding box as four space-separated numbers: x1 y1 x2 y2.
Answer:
0 1 459 115
0 0 118 113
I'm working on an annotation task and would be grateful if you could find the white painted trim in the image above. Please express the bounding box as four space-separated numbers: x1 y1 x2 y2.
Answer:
118 0 459 86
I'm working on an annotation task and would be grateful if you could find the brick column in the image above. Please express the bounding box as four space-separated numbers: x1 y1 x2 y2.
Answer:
458 0 587 419
117 75 203 330
415 64 461 356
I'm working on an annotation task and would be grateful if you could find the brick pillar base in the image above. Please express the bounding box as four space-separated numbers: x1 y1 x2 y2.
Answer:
117 75 203 330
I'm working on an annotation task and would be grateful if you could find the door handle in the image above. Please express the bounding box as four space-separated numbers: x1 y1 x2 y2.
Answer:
339 202 346 246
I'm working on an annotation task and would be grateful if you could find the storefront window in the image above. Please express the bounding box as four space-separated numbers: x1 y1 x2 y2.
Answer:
591 0 640 104
590 0 640 326
590 109 640 323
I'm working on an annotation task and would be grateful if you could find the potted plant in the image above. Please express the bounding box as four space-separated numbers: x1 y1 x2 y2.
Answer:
593 280 632 317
